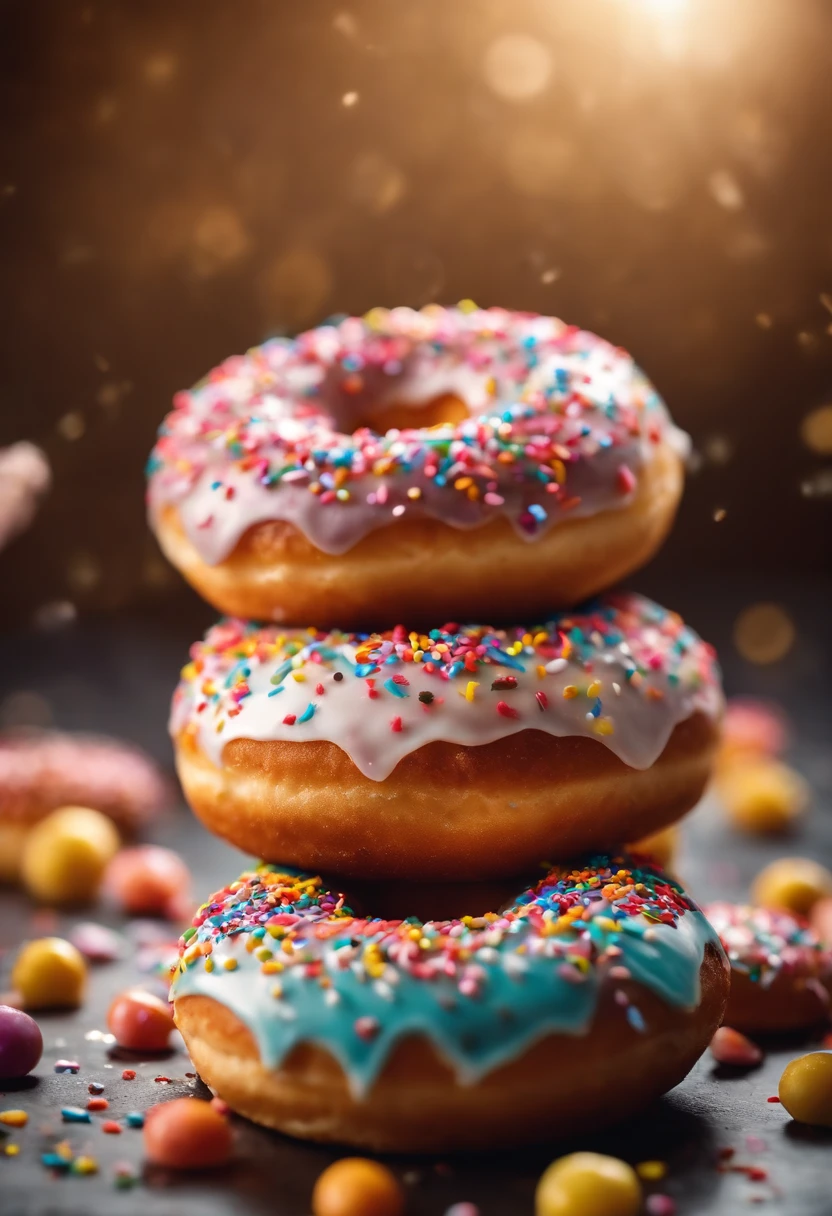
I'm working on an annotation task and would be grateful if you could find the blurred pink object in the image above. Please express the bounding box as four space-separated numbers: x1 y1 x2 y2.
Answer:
0 730 169 831
722 697 789 759
810 897 832 946
104 845 190 919
710 1026 763 1067
0 442 50 551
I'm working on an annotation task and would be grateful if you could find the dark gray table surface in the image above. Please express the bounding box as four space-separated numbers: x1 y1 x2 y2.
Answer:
1 575 831 1216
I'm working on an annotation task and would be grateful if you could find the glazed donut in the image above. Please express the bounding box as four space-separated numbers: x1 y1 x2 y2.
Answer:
0 731 169 881
706 902 832 1033
171 592 722 881
172 856 729 1152
148 305 688 628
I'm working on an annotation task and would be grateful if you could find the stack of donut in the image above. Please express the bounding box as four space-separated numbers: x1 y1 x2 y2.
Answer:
148 304 730 1150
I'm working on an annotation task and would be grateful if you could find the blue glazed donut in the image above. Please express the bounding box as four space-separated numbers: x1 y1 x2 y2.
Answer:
172 854 729 1151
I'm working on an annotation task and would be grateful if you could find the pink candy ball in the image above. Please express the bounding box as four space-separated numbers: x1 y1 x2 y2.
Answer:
104 846 190 919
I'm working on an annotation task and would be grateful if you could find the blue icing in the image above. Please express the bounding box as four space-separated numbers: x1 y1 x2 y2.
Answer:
171 857 725 1098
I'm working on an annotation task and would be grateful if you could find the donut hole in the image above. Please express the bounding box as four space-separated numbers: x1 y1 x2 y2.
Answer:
347 876 519 923
326 387 473 437
355 392 471 434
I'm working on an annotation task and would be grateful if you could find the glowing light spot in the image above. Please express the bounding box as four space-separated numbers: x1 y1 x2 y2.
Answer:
258 247 333 327
801 468 832 499
342 91 359 107
144 53 177 85
58 412 85 441
800 406 832 455
703 435 734 466
67 552 102 593
192 206 250 276
483 34 553 102
349 152 407 214
734 604 795 666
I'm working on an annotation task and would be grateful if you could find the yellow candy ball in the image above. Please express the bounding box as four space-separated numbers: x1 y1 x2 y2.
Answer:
535 1152 642 1216
718 760 809 834
751 857 832 917
21 806 120 905
11 937 87 1009
779 1053 832 1126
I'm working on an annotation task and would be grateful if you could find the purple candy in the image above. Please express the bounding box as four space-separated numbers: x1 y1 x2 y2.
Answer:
0 1005 43 1078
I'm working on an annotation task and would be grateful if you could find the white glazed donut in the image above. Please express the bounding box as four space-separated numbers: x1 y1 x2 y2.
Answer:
170 592 723 880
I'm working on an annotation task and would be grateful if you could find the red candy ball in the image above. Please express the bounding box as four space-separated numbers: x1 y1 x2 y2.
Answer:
143 1098 232 1168
107 988 175 1052
0 1005 43 1078
104 845 190 919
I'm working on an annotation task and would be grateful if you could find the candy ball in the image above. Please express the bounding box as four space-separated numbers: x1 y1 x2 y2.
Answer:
11 937 87 1009
312 1158 405 1216
143 1098 232 1168
104 845 190 919
536 1152 642 1216
107 988 175 1052
70 921 123 963
720 697 788 763
751 858 832 916
21 806 120 905
779 1052 832 1126
0 1005 43 1078
710 1026 763 1067
718 760 808 834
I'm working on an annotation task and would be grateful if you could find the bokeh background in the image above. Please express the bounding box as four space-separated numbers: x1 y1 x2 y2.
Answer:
0 0 830 669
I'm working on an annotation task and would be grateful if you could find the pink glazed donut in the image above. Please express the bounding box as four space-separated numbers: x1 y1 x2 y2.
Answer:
148 305 688 628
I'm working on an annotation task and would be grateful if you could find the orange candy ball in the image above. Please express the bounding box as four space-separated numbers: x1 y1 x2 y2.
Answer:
143 1098 232 1168
104 845 191 919
312 1158 405 1216
107 988 175 1052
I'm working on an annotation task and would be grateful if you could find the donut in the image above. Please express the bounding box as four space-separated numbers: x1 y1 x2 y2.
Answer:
706 902 832 1033
171 856 729 1151
0 731 169 882
148 305 688 628
170 591 722 881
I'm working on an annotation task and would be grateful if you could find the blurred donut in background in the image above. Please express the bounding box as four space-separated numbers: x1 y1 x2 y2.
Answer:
0 731 170 881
